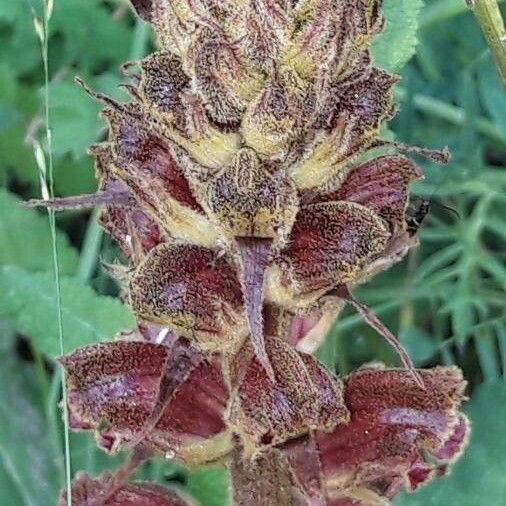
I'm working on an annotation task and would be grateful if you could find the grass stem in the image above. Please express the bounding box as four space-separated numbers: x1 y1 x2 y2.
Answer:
37 0 73 502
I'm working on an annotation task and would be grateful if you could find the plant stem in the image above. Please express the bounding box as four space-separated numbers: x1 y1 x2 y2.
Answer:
47 369 65 474
38 0 73 502
470 0 506 86
77 208 103 284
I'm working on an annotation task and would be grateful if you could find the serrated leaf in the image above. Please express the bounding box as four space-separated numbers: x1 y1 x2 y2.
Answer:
0 265 135 357
50 0 133 73
47 80 102 159
396 381 506 505
372 0 424 72
0 189 79 275
0 1 41 76
0 354 61 506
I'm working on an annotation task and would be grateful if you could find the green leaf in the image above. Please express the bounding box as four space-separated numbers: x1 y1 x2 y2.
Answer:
0 1 41 76
0 354 61 506
0 189 79 275
0 265 135 357
0 457 25 506
48 80 102 159
53 156 97 197
371 0 424 72
51 0 134 73
0 74 40 187
185 465 230 506
69 432 123 477
396 381 506 505
474 330 501 383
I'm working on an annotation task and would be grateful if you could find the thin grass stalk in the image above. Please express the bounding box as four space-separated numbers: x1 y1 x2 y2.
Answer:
34 0 73 503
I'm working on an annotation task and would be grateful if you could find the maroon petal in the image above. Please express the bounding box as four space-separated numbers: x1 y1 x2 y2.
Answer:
281 436 326 505
267 202 389 309
60 472 195 506
308 156 423 234
228 338 349 455
100 203 165 260
130 244 246 353
60 340 230 463
317 366 469 502
431 414 469 463
60 341 169 437
152 357 231 465
104 106 200 210
286 313 322 347
236 3 285 72
96 104 220 247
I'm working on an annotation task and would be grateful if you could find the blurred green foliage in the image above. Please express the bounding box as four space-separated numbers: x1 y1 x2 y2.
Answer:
0 0 505 504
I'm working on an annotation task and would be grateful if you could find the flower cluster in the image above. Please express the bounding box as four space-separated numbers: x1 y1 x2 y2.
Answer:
49 1 469 504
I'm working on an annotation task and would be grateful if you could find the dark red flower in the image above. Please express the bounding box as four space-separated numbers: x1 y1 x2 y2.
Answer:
60 472 195 506
60 339 231 465
316 366 469 504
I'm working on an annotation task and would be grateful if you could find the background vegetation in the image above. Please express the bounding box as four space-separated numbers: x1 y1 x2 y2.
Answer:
0 0 504 504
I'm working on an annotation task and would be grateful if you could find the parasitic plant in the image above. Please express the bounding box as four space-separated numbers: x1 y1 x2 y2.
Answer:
31 1 470 504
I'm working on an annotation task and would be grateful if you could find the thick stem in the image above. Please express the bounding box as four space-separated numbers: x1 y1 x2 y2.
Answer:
470 0 506 85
